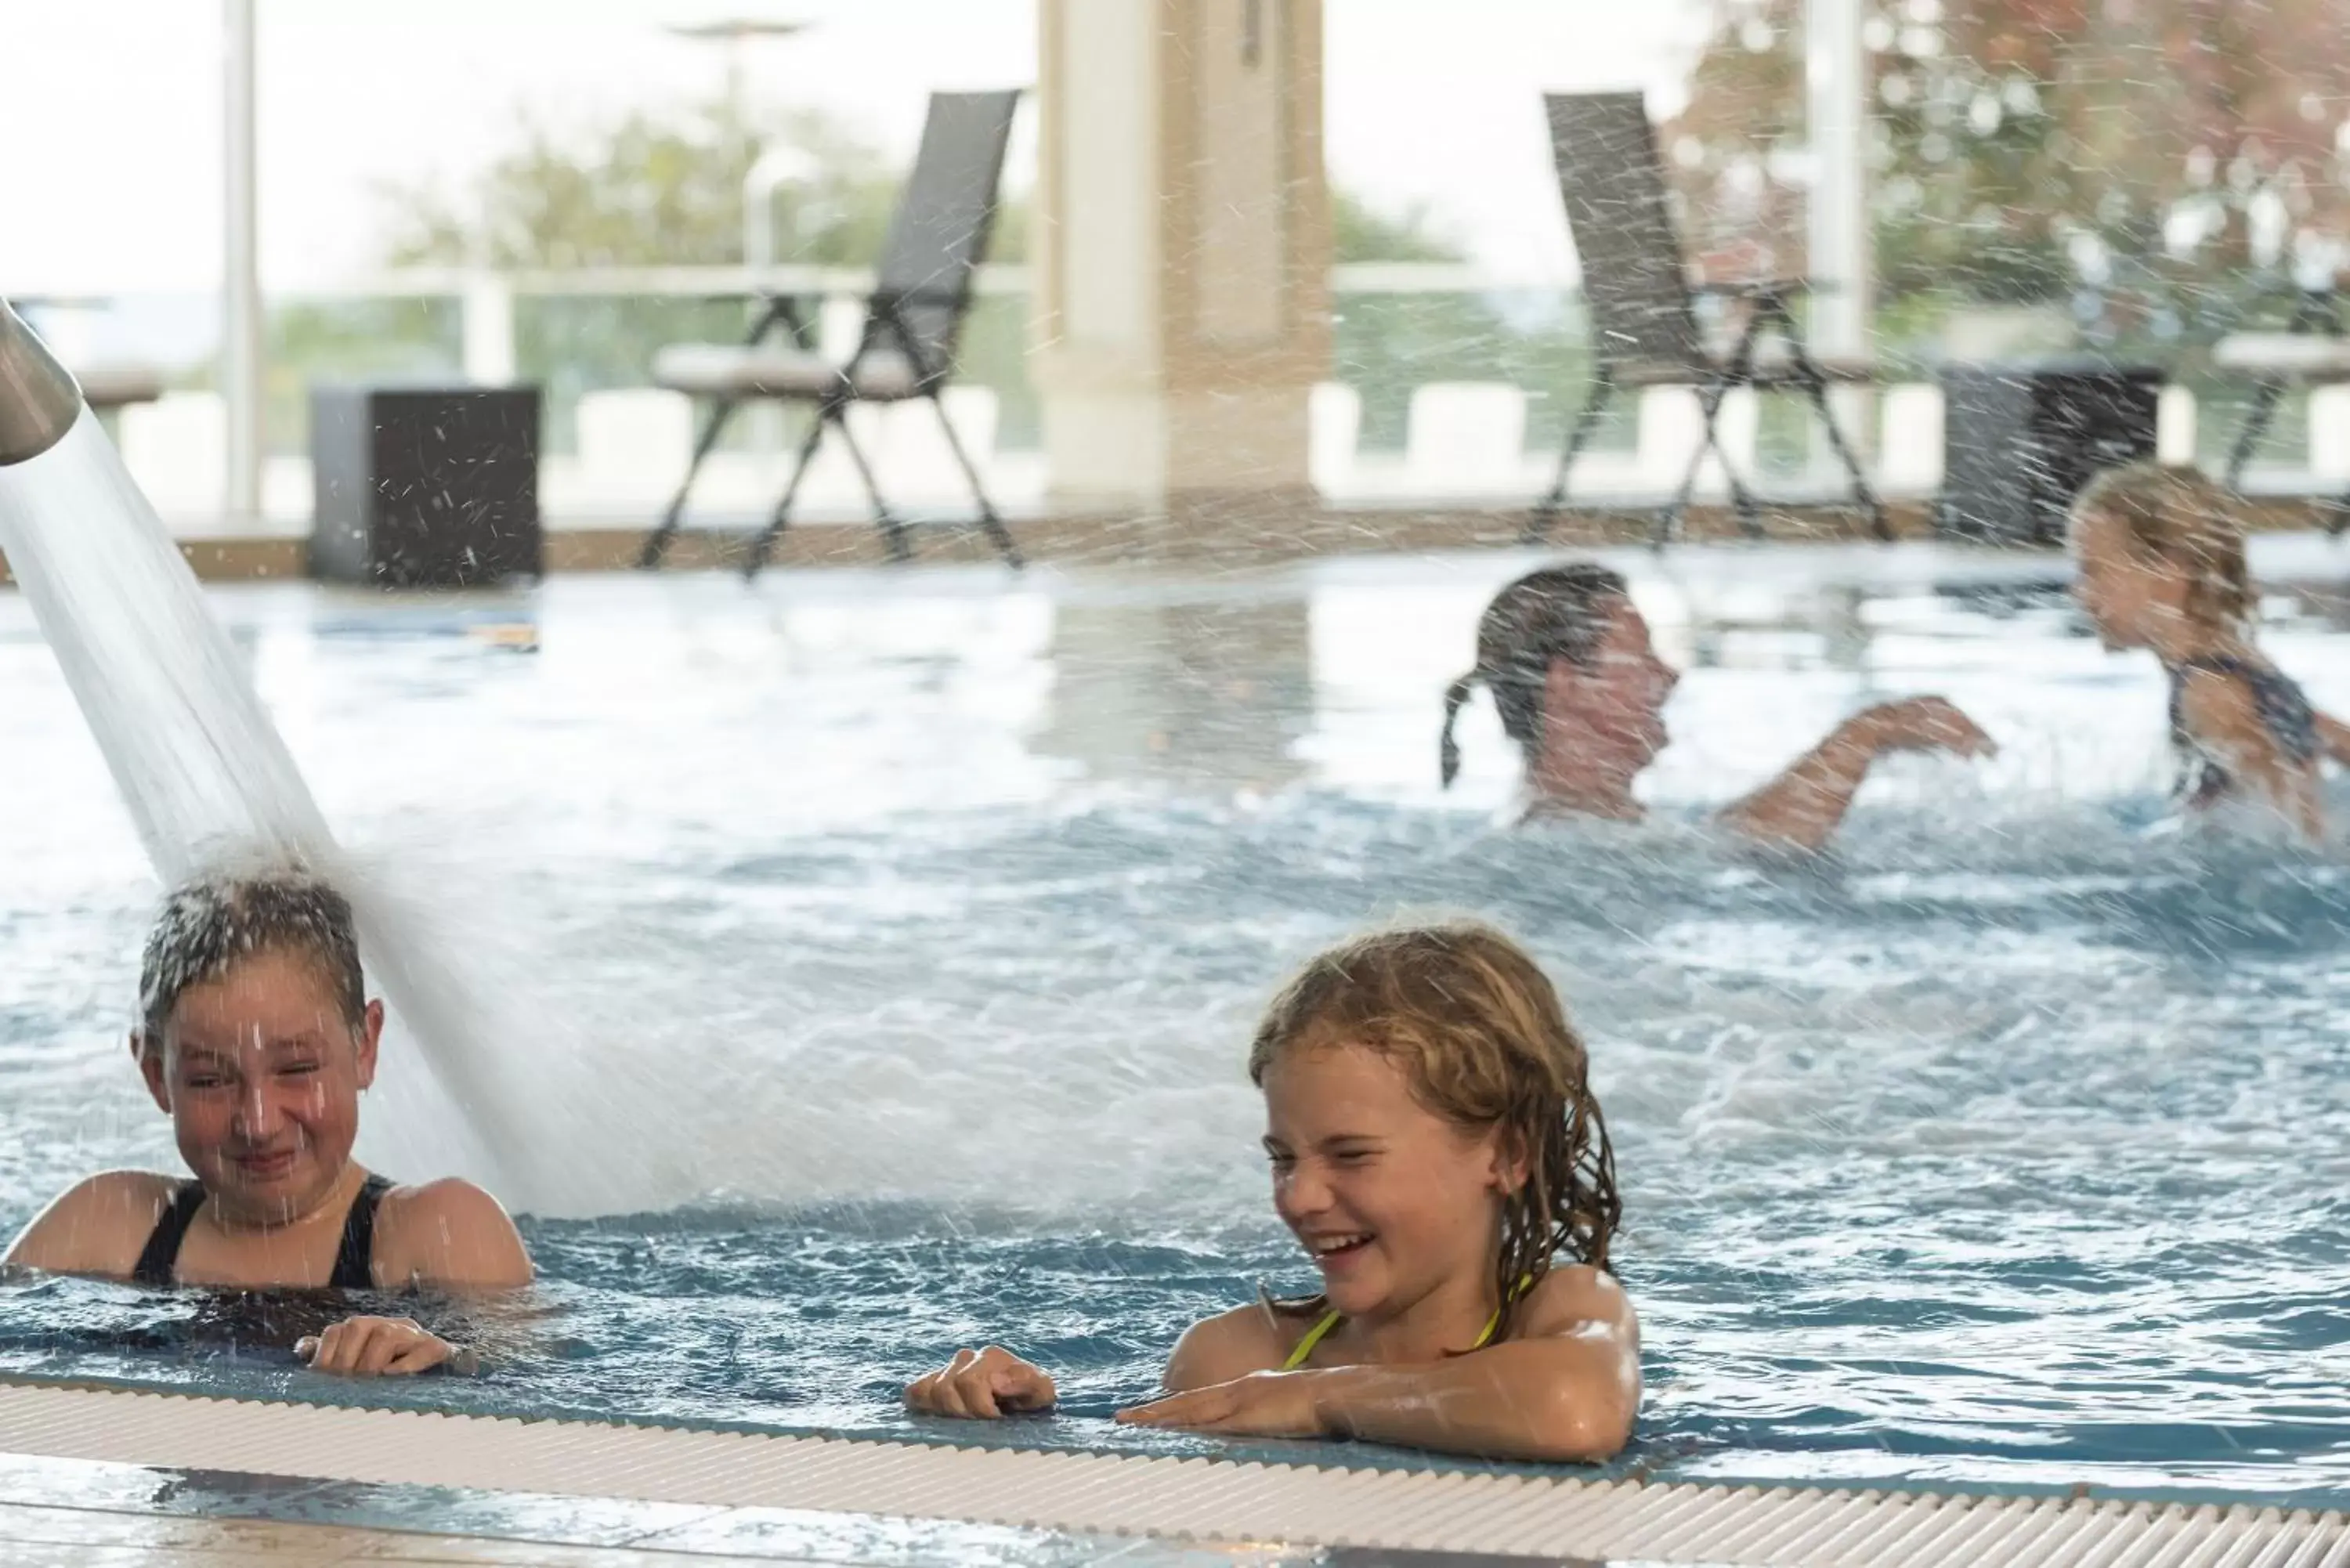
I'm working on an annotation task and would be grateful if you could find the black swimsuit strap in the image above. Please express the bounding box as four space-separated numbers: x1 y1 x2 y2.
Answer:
330 1174 393 1292
2168 656 2319 764
128 1173 392 1291
130 1180 208 1288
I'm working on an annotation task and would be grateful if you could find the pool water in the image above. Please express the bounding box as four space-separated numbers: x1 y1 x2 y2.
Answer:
4 541 2350 1503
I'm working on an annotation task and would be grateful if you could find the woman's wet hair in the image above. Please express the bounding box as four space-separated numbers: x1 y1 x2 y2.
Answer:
1441 563 1632 786
2070 462 2253 627
1249 921 1621 1342
139 869 367 1043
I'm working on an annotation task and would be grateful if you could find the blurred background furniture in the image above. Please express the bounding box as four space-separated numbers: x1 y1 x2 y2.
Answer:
1936 358 2160 546
310 384 543 587
1528 91 1884 547
641 90 1023 576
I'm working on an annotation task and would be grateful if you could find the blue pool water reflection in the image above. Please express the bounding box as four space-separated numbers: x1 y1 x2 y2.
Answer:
3 542 2350 1502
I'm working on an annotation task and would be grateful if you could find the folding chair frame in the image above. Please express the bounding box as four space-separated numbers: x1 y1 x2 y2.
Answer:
638 291 1023 576
1527 284 1887 549
2221 285 2350 537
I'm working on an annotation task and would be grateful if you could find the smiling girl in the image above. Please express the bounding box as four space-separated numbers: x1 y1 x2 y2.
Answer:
3 869 533 1377
906 922 1640 1463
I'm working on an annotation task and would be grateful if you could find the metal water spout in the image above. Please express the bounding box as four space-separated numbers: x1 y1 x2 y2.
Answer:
0 300 81 468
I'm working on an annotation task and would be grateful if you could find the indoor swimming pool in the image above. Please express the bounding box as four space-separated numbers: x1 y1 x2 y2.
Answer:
4 540 2350 1510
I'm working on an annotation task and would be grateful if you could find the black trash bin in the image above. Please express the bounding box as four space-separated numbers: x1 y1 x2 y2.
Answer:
1938 358 2162 546
310 384 542 587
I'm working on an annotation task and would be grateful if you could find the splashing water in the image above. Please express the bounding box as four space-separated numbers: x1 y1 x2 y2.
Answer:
0 420 329 875
5 516 2350 1490
0 410 679 1216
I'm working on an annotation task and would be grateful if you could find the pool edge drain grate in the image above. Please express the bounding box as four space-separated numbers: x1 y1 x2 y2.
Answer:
0 1375 2339 1566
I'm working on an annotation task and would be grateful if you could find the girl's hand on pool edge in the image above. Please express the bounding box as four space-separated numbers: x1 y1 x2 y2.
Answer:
1115 1369 1326 1440
296 1315 457 1378
905 1346 1057 1419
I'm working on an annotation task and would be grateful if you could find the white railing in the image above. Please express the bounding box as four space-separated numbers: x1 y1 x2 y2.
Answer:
111 381 2348 532
39 266 2350 528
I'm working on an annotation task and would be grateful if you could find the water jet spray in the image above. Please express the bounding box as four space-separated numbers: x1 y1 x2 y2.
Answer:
0 294 616 1213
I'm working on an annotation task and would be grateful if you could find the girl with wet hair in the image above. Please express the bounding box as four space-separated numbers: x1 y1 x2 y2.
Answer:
906 920 1640 1464
4 867 533 1377
1441 564 1996 851
2068 462 2348 840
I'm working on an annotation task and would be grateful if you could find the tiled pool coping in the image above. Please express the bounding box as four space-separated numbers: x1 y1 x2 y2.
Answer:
0 1377 2341 1566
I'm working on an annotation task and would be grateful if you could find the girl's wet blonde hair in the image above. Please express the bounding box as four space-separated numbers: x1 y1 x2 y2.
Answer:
2070 462 2253 627
1248 921 1620 1342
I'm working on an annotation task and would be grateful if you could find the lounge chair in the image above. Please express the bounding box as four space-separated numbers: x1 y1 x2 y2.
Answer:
641 90 1024 576
1527 91 1885 546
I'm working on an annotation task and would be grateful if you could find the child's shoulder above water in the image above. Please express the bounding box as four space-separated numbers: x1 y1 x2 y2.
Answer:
4 1169 183 1279
5 1169 524 1292
1167 1262 1633 1389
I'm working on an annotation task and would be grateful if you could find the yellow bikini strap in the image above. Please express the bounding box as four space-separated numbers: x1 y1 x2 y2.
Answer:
1471 1270 1538 1349
1281 1309 1343 1371
1285 1273 1535 1368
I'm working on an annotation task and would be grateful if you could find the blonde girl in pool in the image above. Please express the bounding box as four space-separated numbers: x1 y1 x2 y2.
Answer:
906 922 1638 1463
2068 462 2348 840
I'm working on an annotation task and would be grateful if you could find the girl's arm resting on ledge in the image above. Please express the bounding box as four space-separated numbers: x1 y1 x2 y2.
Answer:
1122 1266 1640 1464
1314 1306 1639 1462
1719 698 1994 853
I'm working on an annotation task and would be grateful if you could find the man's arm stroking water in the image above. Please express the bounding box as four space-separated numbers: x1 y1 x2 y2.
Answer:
1716 698 1997 853
1441 565 1994 851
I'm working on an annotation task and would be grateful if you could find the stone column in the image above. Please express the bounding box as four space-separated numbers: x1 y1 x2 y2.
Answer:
1032 0 1331 534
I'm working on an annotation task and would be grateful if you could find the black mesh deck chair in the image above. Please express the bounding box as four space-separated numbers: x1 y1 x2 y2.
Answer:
1527 91 1885 546
640 90 1024 576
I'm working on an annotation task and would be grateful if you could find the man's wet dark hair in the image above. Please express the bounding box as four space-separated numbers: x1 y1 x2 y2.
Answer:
139 870 367 1042
1440 564 1631 786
